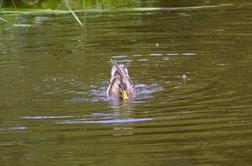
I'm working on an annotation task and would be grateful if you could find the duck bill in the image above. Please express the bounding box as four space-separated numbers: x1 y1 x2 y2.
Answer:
121 90 128 100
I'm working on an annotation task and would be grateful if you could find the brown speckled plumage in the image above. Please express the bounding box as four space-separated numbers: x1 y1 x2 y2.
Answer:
107 61 135 99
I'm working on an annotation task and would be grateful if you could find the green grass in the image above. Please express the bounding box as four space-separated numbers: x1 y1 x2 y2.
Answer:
0 0 84 26
0 8 72 14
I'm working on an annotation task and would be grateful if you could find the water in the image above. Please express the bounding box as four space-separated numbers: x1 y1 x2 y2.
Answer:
1 1 252 166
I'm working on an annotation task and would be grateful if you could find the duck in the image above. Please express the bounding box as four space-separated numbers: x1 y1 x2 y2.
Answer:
107 61 136 100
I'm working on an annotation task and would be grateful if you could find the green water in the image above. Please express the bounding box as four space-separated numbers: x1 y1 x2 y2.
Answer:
0 1 252 166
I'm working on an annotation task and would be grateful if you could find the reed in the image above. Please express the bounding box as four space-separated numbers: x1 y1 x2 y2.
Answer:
64 0 83 26
11 0 16 8
0 17 8 22
82 0 86 9
0 0 7 23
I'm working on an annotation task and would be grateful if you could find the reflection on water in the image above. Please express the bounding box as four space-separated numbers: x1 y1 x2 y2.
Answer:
1 1 252 166
56 116 152 124
0 126 27 131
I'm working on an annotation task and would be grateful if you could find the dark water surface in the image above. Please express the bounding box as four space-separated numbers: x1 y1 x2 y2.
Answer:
1 1 252 166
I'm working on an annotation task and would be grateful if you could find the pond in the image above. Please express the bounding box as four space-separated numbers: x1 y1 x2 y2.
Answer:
0 1 252 166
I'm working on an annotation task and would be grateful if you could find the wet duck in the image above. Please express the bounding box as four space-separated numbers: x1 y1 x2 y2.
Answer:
107 61 136 100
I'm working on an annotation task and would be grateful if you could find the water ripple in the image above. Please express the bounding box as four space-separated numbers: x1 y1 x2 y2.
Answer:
0 126 27 132
57 118 153 124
